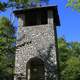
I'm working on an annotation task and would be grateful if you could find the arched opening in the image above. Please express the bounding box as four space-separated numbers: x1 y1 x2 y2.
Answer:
26 57 45 80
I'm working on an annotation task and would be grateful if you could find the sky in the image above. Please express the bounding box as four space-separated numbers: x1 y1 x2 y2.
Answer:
49 0 80 42
0 0 80 42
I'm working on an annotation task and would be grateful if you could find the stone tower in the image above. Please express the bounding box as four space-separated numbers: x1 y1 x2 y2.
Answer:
13 6 60 80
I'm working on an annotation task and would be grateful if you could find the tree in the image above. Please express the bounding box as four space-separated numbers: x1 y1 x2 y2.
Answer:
66 0 80 12
0 16 15 53
0 2 6 11
0 0 48 11
58 37 80 80
0 16 15 80
61 56 80 80
58 37 69 71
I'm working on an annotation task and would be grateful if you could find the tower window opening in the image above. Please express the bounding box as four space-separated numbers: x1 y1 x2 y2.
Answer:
25 10 48 26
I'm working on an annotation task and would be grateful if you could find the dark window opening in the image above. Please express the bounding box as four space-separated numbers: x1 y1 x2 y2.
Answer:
25 10 48 26
41 11 47 24
26 57 45 80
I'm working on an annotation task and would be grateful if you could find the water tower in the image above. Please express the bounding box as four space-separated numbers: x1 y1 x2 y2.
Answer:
13 5 60 80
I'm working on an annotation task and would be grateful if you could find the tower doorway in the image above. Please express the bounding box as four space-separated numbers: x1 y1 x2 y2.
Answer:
26 57 45 80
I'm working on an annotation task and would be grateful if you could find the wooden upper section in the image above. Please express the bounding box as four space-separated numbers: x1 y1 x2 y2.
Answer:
13 6 60 26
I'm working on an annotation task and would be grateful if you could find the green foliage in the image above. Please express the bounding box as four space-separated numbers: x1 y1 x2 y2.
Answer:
0 0 48 11
9 0 29 4
62 57 80 80
0 54 13 79
0 16 15 79
0 2 6 11
58 37 80 80
66 0 80 12
9 0 47 3
0 17 15 51
58 38 69 70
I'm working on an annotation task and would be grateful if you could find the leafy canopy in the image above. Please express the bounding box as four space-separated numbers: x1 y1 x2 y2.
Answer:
0 16 15 79
67 0 80 12
0 0 48 11
58 37 80 80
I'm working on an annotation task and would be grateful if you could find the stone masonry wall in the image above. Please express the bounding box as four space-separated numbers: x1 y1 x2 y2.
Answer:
14 24 58 80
